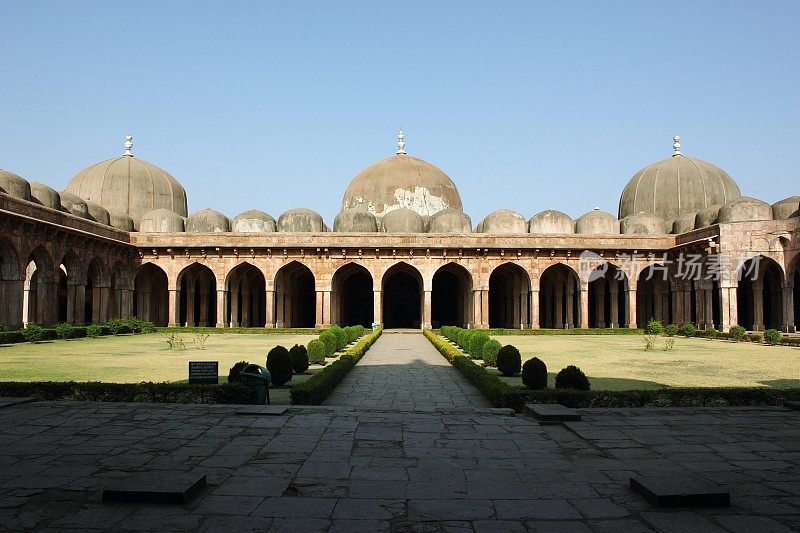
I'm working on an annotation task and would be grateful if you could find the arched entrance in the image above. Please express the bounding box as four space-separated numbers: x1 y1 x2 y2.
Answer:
58 251 81 324
382 262 422 329
737 256 784 331
0 239 23 330
133 263 169 326
636 264 672 326
432 263 472 328
489 263 531 328
274 261 315 328
539 264 579 329
331 263 373 327
178 263 217 327
109 262 131 320
226 263 266 327
85 258 106 324
588 264 628 328
794 264 799 333
24 247 55 326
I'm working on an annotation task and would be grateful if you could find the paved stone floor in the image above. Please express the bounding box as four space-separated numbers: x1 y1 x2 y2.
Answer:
324 331 491 409
1 400 799 532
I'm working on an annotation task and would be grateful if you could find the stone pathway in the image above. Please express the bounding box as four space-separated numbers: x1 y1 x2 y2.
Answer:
324 331 490 410
1 402 800 531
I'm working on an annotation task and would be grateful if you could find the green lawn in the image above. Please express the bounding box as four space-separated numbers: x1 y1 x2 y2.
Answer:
488 335 800 390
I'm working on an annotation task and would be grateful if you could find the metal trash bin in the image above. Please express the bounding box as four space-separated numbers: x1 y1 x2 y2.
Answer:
239 364 272 405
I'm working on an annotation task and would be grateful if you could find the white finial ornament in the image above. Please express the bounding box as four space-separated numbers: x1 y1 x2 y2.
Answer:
672 133 682 157
396 129 406 155
123 135 133 157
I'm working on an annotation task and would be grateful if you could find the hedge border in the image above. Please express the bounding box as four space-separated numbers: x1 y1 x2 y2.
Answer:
158 327 320 335
0 381 250 404
290 328 382 405
424 330 800 412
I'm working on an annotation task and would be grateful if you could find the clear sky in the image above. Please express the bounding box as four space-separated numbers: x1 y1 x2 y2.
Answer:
1 1 798 226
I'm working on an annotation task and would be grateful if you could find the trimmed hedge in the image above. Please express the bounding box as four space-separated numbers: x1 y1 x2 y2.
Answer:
0 381 250 404
522 357 547 390
290 344 309 374
266 345 293 386
307 339 327 364
290 329 382 405
555 365 591 391
497 345 522 376
486 328 645 336
158 327 320 335
319 330 337 357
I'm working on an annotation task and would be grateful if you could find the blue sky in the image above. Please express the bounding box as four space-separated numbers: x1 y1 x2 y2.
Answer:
1 1 798 225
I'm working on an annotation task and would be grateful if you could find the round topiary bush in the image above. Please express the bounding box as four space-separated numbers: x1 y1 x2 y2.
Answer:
679 323 697 337
764 329 781 346
522 357 547 389
458 329 475 351
729 325 746 341
646 318 664 335
290 344 309 374
663 324 678 337
344 326 358 343
266 345 293 386
319 330 337 356
329 325 348 351
307 339 327 364
228 361 250 383
467 332 490 359
496 345 522 376
555 365 590 390
481 339 502 367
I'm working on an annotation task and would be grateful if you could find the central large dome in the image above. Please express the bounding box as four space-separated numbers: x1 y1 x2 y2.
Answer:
342 132 462 218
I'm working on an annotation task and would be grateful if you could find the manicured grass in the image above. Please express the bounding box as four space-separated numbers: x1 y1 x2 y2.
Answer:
491 335 800 390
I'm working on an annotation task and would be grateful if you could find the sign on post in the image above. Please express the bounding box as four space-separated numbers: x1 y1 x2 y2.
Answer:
188 361 219 384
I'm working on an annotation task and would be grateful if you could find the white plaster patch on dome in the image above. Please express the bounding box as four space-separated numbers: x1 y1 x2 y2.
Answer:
392 186 449 217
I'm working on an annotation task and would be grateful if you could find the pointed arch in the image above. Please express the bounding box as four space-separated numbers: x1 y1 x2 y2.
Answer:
636 264 673 326
538 263 579 329
331 262 374 327
225 262 266 327
274 261 315 328
109 261 133 320
24 246 56 326
85 258 107 324
134 263 169 326
737 255 785 331
432 262 473 328
587 262 629 328
382 262 423 329
177 262 217 327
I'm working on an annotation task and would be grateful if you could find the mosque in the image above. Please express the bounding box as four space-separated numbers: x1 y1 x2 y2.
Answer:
0 132 797 333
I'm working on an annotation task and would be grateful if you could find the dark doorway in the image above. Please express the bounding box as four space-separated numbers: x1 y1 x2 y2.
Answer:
133 263 169 326
489 263 531 328
737 257 784 330
383 264 421 329
432 263 471 328
274 261 316 328
333 264 373 327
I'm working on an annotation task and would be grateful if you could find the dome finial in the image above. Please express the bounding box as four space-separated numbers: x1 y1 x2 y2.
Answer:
123 134 133 157
396 129 406 155
672 133 682 157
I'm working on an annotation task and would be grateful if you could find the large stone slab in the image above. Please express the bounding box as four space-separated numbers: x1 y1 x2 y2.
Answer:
235 405 288 416
630 475 730 507
524 403 581 422
102 473 206 504
0 397 36 409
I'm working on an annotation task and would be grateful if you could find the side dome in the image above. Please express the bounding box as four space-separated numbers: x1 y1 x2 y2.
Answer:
342 132 462 219
29 182 61 210
717 197 773 223
277 208 325 232
59 191 90 219
619 135 741 220
576 209 620 234
109 212 135 231
232 210 276 232
772 196 800 220
65 136 188 230
139 208 185 233
428 208 472 233
695 204 723 229
381 207 425 233
334 208 378 232
0 169 32 201
528 210 573 234
671 212 697 234
478 209 527 234
620 212 664 235
186 209 231 232
86 201 111 225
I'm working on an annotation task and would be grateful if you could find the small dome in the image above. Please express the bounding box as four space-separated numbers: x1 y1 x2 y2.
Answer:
232 210 276 232
671 212 697 234
772 196 800 220
277 208 325 232
478 209 527 234
695 204 723 229
620 212 664 235
528 210 574 234
576 209 620 234
717 197 773 223
619 137 741 220
186 209 231 232
109 212 135 231
428 208 472 233
29 182 61 209
0 169 32 201
65 136 188 230
59 191 90 219
381 207 425 233
334 208 378 232
139 208 185 233
86 201 111 225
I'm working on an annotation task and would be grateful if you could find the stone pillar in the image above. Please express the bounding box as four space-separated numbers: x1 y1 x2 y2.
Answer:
555 278 564 329
94 286 109 323
423 290 432 329
4 280 23 330
74 285 86 325
609 283 619 328
719 284 736 332
579 282 589 329
264 290 275 328
199 288 209 327
481 289 489 329
595 282 606 328
216 290 226 328
783 285 794 333
752 280 764 331
373 290 382 327
704 289 714 329
519 290 529 329
276 291 285 328
471 290 481 329
120 289 134 320
230 289 240 327
530 290 540 329
240 291 250 327
671 287 683 325
322 290 331 327
315 291 324 328
168 289 180 327
65 284 77 323
627 287 637 329
185 287 195 327
683 288 692 326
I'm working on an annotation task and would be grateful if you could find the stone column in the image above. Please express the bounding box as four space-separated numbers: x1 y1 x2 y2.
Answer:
782 285 794 333
530 290 540 329
519 289 529 329
168 289 180 327
373 290 382 327
595 282 606 328
4 280 23 330
671 286 683 325
240 291 250 327
264 290 275 328
216 290 226 328
472 290 481 329
65 284 77 323
94 286 109 323
627 287 637 329
185 287 196 327
423 290 432 329
199 288 209 327
579 282 589 329
705 289 714 329
120 289 134 320
555 278 564 329
609 283 619 328
481 289 489 329
322 290 331 327
752 279 764 331
230 289 240 327
719 284 736 332
74 284 86 325
275 291 285 328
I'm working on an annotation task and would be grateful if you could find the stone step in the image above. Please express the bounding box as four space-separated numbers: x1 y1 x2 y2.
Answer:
103 473 206 504
524 403 581 422
630 474 730 508
235 405 288 416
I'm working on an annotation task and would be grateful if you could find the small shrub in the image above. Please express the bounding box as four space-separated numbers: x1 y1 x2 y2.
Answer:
290 344 309 374
266 345 293 386
228 361 250 383
54 323 74 340
555 365 590 391
496 345 522 377
86 324 102 338
344 326 358 343
705 328 718 340
329 325 349 351
22 323 46 343
319 330 337 356
164 333 185 350
126 317 143 333
467 332 490 359
140 321 157 334
307 339 327 364
193 333 210 350
663 324 678 337
645 318 664 335
0 330 26 344
458 329 475 350
522 357 547 390
764 329 781 346
482 339 502 367
729 325 746 341
679 323 697 338
663 337 675 351
105 319 125 335
643 335 656 351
